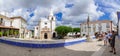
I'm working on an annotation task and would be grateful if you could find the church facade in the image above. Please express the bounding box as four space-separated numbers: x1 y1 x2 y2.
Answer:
34 11 56 39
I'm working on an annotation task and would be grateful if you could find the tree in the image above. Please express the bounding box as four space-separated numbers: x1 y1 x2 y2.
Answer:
73 28 80 32
55 26 72 38
0 31 3 37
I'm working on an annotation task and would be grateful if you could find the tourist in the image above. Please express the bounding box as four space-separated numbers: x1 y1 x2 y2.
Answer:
107 31 112 46
98 32 101 41
109 31 117 54
103 32 108 46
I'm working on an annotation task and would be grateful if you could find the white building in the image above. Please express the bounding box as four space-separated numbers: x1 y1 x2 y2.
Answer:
80 20 117 36
34 26 39 38
10 16 27 38
0 14 27 38
25 30 32 39
0 14 12 27
0 14 19 37
34 11 56 39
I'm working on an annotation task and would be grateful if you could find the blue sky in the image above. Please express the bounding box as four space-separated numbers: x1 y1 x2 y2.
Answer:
0 0 119 29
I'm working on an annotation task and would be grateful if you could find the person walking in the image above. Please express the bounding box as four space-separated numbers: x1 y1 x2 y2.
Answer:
107 31 112 46
103 32 108 46
98 32 102 41
109 31 117 54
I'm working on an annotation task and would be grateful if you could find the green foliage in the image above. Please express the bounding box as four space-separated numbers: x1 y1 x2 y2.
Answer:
14 31 17 35
6 30 9 36
55 26 72 37
3 30 9 36
9 29 14 35
14 30 19 35
55 26 81 37
16 30 19 35
73 28 80 32
0 31 3 37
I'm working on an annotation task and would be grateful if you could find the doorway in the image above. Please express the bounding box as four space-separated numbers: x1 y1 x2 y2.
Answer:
44 33 48 39
52 32 56 38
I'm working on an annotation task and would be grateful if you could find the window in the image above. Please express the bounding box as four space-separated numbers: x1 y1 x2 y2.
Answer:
36 27 38 30
85 25 86 32
45 22 47 25
106 23 110 28
51 17 53 20
89 25 91 32
0 18 3 25
93 25 96 32
98 23 102 32
81 25 83 32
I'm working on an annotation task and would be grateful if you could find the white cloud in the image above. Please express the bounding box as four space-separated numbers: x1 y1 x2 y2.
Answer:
0 0 104 29
94 0 120 26
110 12 119 25
96 0 120 25
61 0 104 27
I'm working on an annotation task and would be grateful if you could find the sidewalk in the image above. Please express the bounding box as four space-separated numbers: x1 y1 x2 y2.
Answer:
102 37 120 56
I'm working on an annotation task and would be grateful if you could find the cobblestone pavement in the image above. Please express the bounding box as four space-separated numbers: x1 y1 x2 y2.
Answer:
0 39 103 56
102 38 120 56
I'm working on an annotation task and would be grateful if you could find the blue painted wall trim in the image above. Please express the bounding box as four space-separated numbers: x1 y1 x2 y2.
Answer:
0 38 86 48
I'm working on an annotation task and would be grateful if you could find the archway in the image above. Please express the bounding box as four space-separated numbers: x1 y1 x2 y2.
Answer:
44 33 48 39
52 32 56 38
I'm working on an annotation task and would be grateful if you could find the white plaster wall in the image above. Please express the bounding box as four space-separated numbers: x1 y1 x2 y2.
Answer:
52 21 56 31
83 25 86 35
101 23 107 32
40 20 51 29
90 24 93 35
4 19 11 27
21 19 27 28
95 24 99 32
34 26 39 37
12 19 20 28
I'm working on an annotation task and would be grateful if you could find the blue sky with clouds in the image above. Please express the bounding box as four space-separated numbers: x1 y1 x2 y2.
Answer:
0 0 120 29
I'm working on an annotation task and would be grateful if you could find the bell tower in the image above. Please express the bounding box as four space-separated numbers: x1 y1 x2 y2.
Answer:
48 9 56 35
48 10 55 21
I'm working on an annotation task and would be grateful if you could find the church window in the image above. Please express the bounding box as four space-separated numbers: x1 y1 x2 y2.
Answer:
51 17 53 20
45 22 47 25
36 27 38 30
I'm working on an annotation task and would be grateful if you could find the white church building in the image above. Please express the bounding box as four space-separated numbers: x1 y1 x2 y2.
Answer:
34 11 56 39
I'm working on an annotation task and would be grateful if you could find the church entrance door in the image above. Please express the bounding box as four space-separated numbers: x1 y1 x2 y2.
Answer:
53 32 56 38
44 33 48 39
